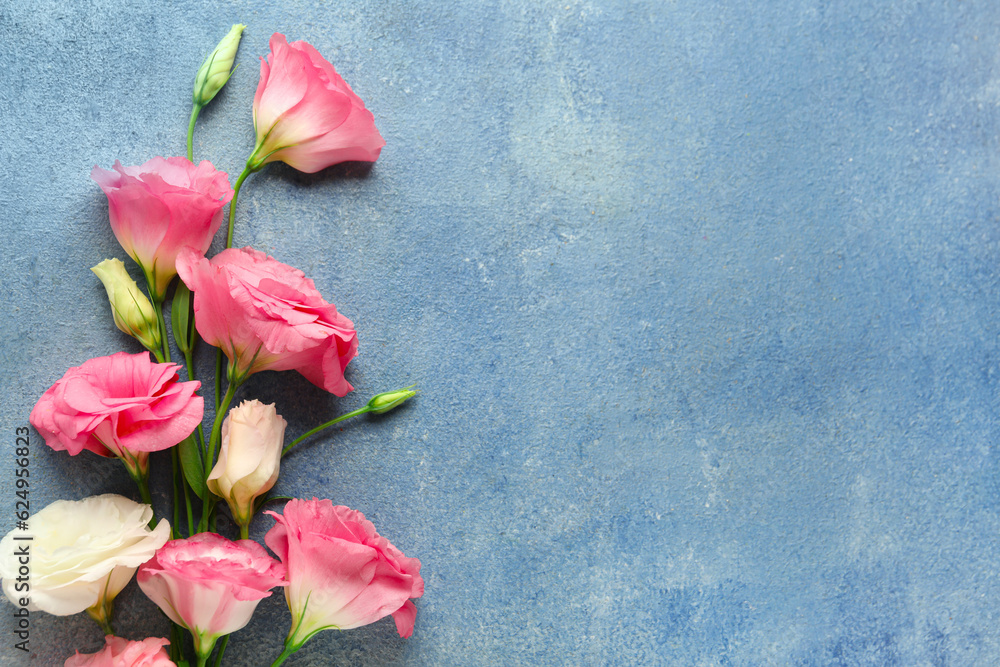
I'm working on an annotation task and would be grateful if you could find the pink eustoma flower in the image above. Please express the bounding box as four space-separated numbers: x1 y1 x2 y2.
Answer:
265 498 424 646
29 352 203 479
248 33 385 173
176 246 358 395
65 636 175 667
137 533 286 661
91 157 234 299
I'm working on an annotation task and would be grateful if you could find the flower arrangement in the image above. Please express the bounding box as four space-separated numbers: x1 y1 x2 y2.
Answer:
2 26 420 667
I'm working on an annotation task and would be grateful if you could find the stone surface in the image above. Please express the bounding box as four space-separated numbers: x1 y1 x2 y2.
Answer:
2 0 1000 664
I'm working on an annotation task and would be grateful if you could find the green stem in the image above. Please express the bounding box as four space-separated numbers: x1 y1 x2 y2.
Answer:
153 296 172 363
86 575 119 635
187 105 201 162
86 599 116 637
269 644 298 667
226 165 254 249
177 288 206 452
207 382 238 477
184 350 197 381
169 623 183 662
215 164 255 414
194 635 217 667
215 350 223 413
199 380 238 532
239 522 249 540
212 636 229 667
142 293 166 363
184 348 209 454
183 463 195 538
134 471 153 508
171 449 182 539
282 406 371 457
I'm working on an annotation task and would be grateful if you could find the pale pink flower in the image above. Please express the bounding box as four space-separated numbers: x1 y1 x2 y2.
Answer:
207 400 287 528
265 499 424 644
29 352 203 478
248 33 385 173
137 533 286 660
175 246 358 395
65 636 175 667
91 157 234 299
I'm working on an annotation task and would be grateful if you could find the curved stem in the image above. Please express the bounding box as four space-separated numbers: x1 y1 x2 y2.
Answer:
169 623 184 663
239 522 250 541
171 449 182 539
226 166 254 249
184 348 208 453
194 634 218 667
199 380 238 532
212 636 229 667
90 612 114 636
187 105 201 162
282 407 370 457
113 446 157 524
153 297 172 363
183 464 195 537
215 163 255 413
86 578 117 636
215 350 224 412
134 471 153 508
183 346 197 381
269 644 297 667
208 382 238 471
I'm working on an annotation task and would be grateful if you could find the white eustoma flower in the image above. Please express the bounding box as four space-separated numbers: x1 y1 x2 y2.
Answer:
0 494 169 621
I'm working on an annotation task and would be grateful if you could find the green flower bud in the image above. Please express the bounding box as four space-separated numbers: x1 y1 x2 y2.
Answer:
91 259 161 352
367 385 418 414
193 24 246 107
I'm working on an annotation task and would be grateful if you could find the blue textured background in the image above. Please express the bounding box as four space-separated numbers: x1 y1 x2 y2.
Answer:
2 1 1000 665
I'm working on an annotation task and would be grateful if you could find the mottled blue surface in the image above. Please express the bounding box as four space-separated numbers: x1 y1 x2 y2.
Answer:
2 0 1000 664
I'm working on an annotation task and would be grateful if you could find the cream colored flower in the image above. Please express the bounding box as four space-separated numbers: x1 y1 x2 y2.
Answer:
207 400 286 529
0 495 169 620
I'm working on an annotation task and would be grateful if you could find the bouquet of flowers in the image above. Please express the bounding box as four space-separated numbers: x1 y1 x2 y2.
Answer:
0 26 422 667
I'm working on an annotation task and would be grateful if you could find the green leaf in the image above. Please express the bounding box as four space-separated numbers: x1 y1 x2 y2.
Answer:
178 434 205 499
255 495 293 514
171 283 193 353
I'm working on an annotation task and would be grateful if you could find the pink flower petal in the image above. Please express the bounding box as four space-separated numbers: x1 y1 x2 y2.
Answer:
178 247 357 395
29 352 203 459
251 34 384 173
265 499 423 642
91 157 232 298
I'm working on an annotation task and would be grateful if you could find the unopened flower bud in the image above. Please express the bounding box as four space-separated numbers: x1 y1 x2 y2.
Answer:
193 24 246 107
91 259 161 352
367 385 417 415
207 400 286 529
